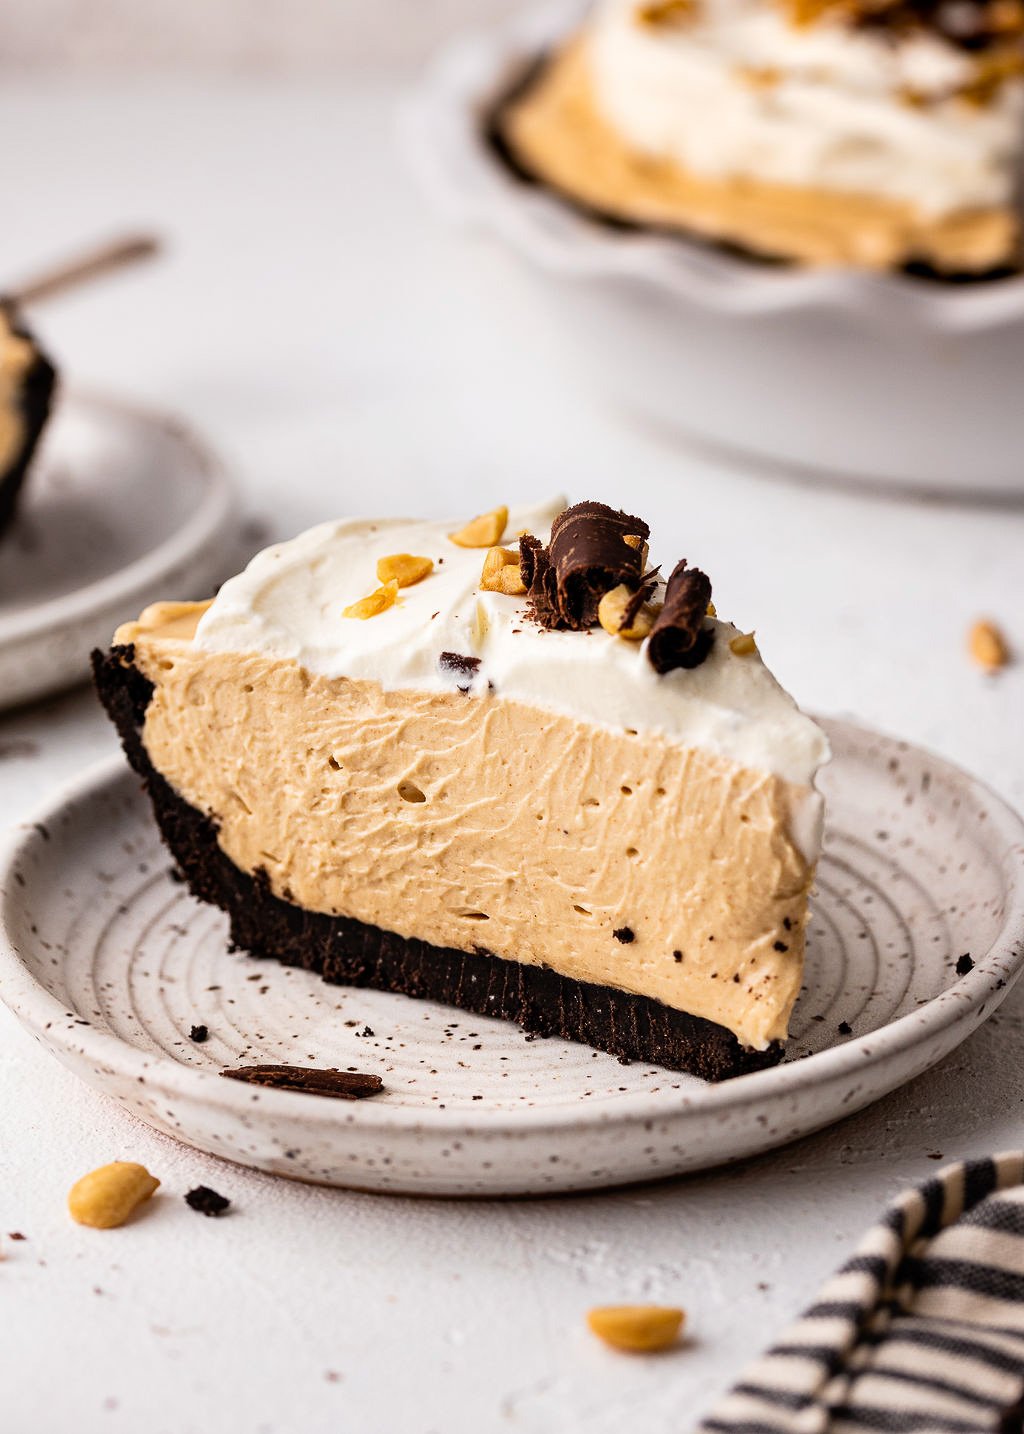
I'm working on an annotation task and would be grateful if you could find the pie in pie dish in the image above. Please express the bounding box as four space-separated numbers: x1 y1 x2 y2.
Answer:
496 0 1024 271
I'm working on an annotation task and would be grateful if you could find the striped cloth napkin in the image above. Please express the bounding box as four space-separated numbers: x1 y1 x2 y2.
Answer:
700 1152 1024 1433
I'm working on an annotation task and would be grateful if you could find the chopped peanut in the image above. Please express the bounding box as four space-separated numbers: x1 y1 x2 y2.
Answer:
598 584 659 641
636 0 695 24
68 1162 160 1229
494 565 527 595
729 631 758 657
480 547 526 595
623 533 650 566
376 553 434 589
343 578 400 620
449 506 508 549
736 64 781 89
587 1305 685 1353
969 619 1009 671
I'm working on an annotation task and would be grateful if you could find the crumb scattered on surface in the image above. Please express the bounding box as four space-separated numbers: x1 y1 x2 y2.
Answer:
956 952 975 976
184 1186 230 1217
189 1024 209 1043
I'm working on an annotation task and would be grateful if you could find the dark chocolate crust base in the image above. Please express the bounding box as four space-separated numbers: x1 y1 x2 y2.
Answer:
0 303 57 540
92 644 783 1081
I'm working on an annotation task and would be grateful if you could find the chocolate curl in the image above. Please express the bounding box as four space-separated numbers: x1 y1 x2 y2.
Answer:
552 502 650 629
519 533 560 629
647 560 714 674
520 501 651 631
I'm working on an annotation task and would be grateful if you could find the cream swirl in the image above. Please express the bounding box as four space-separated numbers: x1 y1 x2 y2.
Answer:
588 0 1024 216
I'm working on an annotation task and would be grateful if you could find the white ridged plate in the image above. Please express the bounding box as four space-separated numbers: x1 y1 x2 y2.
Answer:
0 389 235 710
1 718 1023 1196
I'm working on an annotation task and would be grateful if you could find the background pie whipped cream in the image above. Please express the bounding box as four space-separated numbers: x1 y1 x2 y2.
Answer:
588 0 1024 217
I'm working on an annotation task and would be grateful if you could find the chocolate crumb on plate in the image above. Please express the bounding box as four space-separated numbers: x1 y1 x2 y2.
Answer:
956 952 975 975
837 1020 853 1035
220 1064 384 1099
185 1185 231 1217
189 1024 209 1043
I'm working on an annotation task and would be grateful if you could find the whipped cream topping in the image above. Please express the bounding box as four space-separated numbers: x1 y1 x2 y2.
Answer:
195 500 829 821
588 0 1024 217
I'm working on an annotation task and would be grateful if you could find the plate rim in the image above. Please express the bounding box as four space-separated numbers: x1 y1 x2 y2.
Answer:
0 385 235 644
1 718 1023 1139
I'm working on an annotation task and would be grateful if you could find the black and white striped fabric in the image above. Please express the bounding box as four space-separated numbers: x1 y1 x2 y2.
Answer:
701 1152 1024 1434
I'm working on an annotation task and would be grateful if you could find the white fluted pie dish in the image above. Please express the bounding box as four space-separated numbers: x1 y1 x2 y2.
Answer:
403 1 1024 497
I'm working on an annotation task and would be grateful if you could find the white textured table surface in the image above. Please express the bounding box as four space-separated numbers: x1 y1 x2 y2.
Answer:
1 78 1023 1434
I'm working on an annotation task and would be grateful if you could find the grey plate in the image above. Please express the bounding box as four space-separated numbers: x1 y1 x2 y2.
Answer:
0 389 235 709
1 718 1022 1196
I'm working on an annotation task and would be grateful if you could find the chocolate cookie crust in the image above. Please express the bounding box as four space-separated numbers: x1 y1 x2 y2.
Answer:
0 305 57 540
92 645 783 1082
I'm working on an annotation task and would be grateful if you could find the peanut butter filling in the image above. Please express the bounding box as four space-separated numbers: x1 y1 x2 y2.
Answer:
500 40 1018 271
118 603 817 1050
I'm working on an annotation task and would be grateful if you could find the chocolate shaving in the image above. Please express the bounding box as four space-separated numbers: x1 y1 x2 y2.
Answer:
620 568 660 632
519 534 560 628
647 560 714 674
220 1065 384 1100
439 651 481 693
521 502 650 630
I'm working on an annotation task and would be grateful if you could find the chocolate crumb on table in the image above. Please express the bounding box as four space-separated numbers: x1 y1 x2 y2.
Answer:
184 1186 231 1217
613 927 636 943
189 1024 209 1043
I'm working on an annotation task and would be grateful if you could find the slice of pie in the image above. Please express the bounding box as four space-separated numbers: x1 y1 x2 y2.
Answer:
0 302 56 540
496 0 1024 272
93 499 829 1080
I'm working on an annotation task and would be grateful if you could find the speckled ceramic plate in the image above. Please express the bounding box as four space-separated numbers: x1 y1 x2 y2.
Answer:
1 718 1023 1196
0 389 235 710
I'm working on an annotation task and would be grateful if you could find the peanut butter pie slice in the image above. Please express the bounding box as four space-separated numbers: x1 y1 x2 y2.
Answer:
0 302 56 540
93 499 829 1080
497 0 1024 272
